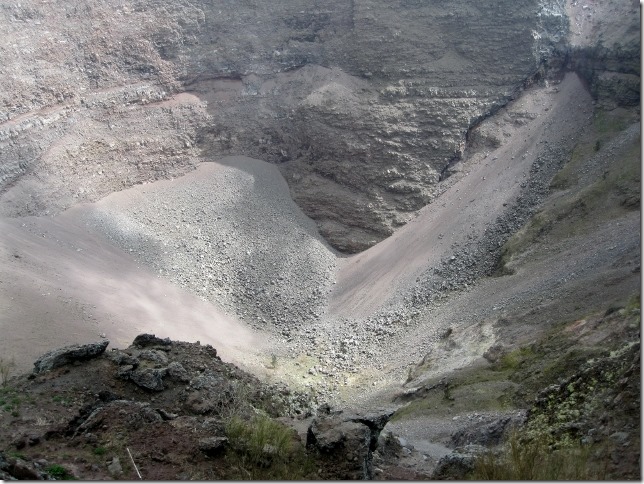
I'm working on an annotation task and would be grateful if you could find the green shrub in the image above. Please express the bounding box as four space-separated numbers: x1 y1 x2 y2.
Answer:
225 414 313 479
0 357 16 386
469 430 602 480
1 389 22 416
52 395 71 407
46 464 76 480
625 294 640 313
226 414 292 463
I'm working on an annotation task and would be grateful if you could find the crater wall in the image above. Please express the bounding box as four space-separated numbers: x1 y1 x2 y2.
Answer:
0 0 633 252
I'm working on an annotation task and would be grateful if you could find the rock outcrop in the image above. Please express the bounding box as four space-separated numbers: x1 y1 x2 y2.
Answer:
306 409 394 479
566 0 640 109
431 450 478 480
132 333 172 348
2 335 408 480
129 368 168 392
33 341 109 374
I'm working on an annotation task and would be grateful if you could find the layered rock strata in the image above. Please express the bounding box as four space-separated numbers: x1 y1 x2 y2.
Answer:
0 0 578 252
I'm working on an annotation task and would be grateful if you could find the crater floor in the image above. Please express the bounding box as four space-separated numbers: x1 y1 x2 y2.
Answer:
1 73 638 413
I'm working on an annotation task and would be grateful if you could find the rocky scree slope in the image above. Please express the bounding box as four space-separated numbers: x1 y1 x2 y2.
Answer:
83 156 338 331
0 0 575 252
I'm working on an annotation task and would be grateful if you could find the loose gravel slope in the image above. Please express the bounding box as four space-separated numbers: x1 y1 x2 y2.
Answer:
83 156 338 331
0 156 338 374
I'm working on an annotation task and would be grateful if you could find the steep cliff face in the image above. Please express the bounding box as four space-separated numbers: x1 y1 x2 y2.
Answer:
566 0 640 109
0 0 573 252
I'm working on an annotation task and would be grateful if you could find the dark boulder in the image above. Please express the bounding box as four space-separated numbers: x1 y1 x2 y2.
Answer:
130 367 168 391
431 451 477 480
132 333 172 348
306 409 394 479
33 341 109 374
307 416 371 479
451 412 527 447
106 349 139 366
198 437 228 456
346 410 396 451
167 361 190 382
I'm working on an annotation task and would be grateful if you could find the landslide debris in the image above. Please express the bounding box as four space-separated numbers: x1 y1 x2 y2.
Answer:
82 156 338 331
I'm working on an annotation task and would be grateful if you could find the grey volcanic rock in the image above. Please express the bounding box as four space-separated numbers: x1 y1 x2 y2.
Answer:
451 413 527 448
2 456 45 480
307 418 368 453
0 453 13 481
566 0 640 109
346 410 396 450
33 341 109 374
116 365 135 380
84 158 337 329
0 0 579 252
198 437 228 457
139 350 169 366
129 367 168 392
107 457 123 477
431 450 480 480
166 361 190 383
307 417 371 479
306 410 393 479
106 350 139 367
